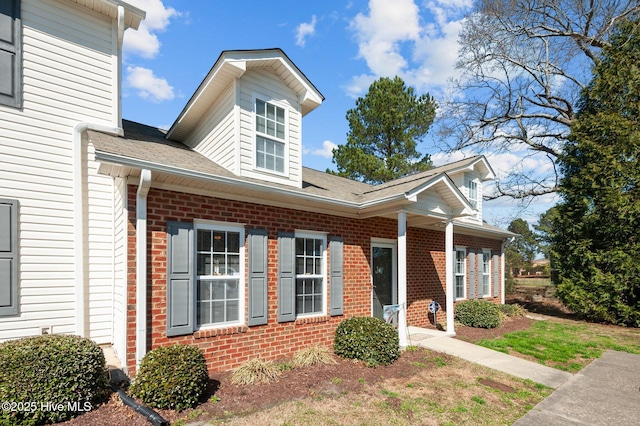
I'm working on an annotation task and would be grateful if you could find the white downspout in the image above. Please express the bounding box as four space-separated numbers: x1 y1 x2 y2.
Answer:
397 211 408 347
445 220 455 336
73 123 123 338
136 169 152 367
116 5 125 129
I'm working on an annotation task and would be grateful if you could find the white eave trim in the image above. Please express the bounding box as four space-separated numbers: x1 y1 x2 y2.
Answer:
453 220 517 239
94 151 361 211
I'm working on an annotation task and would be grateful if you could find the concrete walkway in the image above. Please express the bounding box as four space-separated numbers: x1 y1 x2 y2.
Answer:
407 326 572 389
514 351 640 425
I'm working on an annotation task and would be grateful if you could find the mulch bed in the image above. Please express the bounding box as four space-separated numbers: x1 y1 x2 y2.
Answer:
63 299 553 425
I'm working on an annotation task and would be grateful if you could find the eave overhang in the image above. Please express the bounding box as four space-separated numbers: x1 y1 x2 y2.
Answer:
70 0 145 29
166 48 325 141
447 155 496 181
94 151 473 223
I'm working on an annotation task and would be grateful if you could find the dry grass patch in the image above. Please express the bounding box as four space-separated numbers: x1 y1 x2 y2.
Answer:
293 346 338 368
230 358 281 385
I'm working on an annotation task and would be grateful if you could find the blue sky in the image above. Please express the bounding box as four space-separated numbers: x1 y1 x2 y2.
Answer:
121 0 556 226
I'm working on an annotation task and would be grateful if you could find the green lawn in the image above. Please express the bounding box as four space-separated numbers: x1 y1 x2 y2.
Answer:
477 319 640 372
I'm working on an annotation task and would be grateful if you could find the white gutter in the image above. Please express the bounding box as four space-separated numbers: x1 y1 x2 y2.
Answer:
73 123 123 338
136 169 152 366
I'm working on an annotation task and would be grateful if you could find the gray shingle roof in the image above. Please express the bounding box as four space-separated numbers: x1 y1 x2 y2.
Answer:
89 120 481 205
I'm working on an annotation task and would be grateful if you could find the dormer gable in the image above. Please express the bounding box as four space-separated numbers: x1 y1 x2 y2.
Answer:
440 156 496 224
166 49 324 188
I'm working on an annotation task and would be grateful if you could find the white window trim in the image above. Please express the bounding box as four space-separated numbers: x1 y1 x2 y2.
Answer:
481 249 492 297
295 230 327 318
252 94 289 177
194 220 246 329
468 179 478 210
454 247 467 300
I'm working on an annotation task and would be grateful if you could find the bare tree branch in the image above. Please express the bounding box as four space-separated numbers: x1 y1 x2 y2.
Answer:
438 0 640 201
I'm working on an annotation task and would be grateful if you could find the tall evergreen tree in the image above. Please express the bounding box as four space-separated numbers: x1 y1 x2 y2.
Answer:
505 218 539 275
330 76 435 184
552 16 640 326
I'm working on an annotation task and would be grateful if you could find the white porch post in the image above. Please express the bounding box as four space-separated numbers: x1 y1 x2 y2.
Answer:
501 240 507 304
445 219 456 336
397 211 408 347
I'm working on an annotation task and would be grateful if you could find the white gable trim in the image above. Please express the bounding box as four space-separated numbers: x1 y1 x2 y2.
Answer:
167 49 324 141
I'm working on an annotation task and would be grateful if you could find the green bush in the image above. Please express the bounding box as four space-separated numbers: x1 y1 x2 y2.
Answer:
334 317 399 367
130 344 209 411
0 334 109 425
455 300 502 329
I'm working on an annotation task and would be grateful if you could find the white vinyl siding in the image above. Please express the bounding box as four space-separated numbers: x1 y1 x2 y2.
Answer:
184 82 238 172
454 248 466 300
0 0 117 340
111 177 127 361
238 68 302 187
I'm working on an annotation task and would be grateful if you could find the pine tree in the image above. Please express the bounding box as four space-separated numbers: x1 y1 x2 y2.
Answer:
552 17 640 326
329 76 435 184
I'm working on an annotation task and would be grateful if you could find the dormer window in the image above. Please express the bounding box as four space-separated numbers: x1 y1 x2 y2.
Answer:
255 99 286 173
468 180 478 209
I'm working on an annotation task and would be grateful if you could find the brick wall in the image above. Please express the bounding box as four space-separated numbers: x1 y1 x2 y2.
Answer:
126 186 503 373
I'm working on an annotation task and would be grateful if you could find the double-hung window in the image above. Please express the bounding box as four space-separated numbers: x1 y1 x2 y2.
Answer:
481 250 491 297
468 180 478 209
195 224 244 327
295 233 326 316
454 248 466 300
255 99 286 173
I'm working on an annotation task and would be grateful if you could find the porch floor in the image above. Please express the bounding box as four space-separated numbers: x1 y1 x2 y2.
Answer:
406 326 571 389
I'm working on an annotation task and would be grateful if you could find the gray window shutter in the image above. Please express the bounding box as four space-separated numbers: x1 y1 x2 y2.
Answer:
0 0 22 108
467 249 475 299
248 229 268 326
278 232 295 323
166 221 194 336
493 253 500 298
329 236 344 316
0 199 18 315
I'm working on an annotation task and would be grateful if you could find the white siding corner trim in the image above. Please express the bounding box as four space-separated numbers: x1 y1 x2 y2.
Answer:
73 123 123 338
136 169 152 366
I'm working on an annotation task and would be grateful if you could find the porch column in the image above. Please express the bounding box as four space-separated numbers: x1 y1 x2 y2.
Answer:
397 211 408 347
445 219 456 336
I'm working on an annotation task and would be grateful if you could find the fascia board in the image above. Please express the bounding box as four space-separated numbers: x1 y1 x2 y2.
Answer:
94 151 361 211
166 58 246 140
406 173 474 213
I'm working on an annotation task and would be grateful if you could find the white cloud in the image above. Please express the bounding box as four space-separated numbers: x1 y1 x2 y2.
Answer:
295 15 317 47
311 140 338 158
126 66 174 102
350 0 421 77
123 0 180 59
346 0 473 97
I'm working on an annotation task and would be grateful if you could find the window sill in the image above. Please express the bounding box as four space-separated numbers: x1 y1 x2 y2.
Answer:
295 315 330 325
194 325 248 339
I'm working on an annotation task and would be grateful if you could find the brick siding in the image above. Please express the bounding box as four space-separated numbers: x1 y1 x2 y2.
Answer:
126 186 503 374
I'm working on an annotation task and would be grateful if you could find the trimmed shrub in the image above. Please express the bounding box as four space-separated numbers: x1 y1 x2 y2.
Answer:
455 300 502 329
292 346 337 368
130 344 209 411
0 334 109 425
231 358 281 385
334 317 400 367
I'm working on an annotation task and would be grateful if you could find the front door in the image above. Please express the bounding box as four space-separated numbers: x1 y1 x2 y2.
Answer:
371 241 397 321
